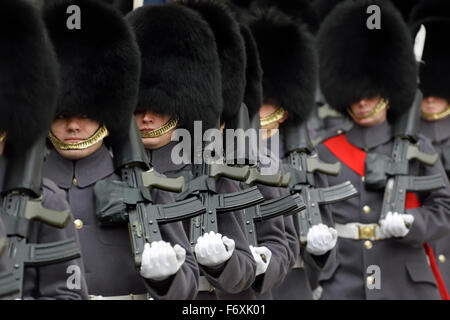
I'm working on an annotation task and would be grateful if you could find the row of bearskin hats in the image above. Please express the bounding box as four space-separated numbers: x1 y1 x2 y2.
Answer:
1 0 448 155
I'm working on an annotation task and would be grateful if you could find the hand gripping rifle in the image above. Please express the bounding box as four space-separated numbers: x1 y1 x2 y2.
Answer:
282 122 358 244
173 115 265 248
363 90 447 223
225 103 304 246
0 138 80 299
94 119 206 268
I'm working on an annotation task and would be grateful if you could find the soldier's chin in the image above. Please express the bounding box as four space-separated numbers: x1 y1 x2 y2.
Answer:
56 142 102 160
141 136 170 150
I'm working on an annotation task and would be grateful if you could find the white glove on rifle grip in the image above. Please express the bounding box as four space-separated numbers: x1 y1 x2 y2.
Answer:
194 231 235 267
380 211 414 238
306 224 338 256
140 241 186 281
250 245 272 276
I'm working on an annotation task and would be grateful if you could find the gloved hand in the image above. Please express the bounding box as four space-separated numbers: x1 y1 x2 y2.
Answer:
306 224 338 256
139 241 185 281
194 231 235 267
380 211 414 238
250 245 272 276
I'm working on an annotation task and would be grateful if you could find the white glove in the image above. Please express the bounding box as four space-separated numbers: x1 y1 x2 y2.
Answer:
380 211 414 238
306 224 338 256
250 245 272 276
194 231 235 267
139 241 185 281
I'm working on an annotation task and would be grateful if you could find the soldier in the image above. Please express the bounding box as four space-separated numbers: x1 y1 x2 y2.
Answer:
248 7 338 300
315 0 450 299
182 0 299 300
410 0 450 293
42 0 199 300
0 0 87 299
127 3 258 299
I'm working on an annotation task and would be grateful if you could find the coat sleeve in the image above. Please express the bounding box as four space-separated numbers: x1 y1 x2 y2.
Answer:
398 135 450 247
251 184 292 294
198 178 257 294
22 178 88 300
142 188 199 300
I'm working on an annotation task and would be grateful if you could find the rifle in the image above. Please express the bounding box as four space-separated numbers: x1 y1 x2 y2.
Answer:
363 90 447 222
94 119 207 268
282 122 358 244
0 138 80 299
224 103 304 246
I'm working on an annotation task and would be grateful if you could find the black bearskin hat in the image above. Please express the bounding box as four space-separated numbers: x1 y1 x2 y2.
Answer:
312 0 343 25
317 0 418 122
248 8 318 122
410 0 450 100
126 3 222 132
43 0 141 143
99 0 134 15
251 0 320 34
180 0 246 124
0 0 59 152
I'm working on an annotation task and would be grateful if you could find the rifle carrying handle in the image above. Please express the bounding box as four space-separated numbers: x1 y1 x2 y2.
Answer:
307 157 341 176
24 200 71 228
142 170 184 193
210 164 250 181
407 145 439 166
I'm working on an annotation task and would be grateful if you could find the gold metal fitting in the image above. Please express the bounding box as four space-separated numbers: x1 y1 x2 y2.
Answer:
348 98 389 120
48 125 109 150
140 118 178 138
421 105 450 121
260 107 285 127
0 131 6 144
358 225 376 240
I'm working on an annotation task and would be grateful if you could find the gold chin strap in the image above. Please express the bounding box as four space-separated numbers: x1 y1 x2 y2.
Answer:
48 124 109 150
140 118 178 138
260 107 285 127
347 98 389 120
0 131 6 144
422 105 450 121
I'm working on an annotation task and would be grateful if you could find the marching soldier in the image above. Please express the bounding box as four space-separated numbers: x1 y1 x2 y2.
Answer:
0 0 88 299
410 0 450 293
127 2 259 299
315 0 450 299
42 0 199 299
248 7 338 300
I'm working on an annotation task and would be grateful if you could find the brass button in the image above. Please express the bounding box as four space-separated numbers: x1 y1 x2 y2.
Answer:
73 177 78 186
74 219 83 230
361 176 365 182
336 129 343 135
363 205 371 214
439 254 446 263
367 276 375 286
364 147 369 152
364 240 373 250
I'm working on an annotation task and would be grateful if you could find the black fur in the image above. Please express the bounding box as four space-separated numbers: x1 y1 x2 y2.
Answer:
0 0 59 152
311 0 343 25
127 4 222 132
248 8 317 122
180 0 246 123
43 0 141 143
251 0 319 34
317 0 418 122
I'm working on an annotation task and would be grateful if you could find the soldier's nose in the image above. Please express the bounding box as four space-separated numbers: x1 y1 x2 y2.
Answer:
66 118 81 132
142 112 154 123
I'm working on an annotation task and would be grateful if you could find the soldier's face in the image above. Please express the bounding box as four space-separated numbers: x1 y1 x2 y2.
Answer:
0 141 4 156
350 97 387 127
421 96 448 118
50 115 104 160
135 111 175 150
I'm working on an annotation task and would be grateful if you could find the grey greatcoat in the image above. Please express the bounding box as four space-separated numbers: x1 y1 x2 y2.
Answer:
0 155 88 299
271 132 337 300
420 116 450 292
43 144 199 299
146 141 257 299
316 121 450 299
